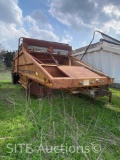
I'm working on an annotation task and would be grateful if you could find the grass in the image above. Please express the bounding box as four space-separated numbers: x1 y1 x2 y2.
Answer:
0 71 120 160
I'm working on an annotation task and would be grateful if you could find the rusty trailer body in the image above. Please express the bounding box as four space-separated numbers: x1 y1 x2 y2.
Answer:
12 37 113 102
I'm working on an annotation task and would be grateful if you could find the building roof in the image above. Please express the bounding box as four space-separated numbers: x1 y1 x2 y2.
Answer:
74 32 120 55
74 39 120 56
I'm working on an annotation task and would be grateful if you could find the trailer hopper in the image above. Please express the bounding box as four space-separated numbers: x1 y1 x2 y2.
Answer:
12 38 113 102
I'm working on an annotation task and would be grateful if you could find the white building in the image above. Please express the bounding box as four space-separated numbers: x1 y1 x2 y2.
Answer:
74 40 120 88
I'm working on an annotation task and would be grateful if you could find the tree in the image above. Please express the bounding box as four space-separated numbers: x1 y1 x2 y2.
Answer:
0 44 5 52
3 51 15 68
0 44 6 71
0 44 15 70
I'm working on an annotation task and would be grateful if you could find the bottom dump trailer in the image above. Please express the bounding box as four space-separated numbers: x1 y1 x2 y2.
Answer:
12 37 114 102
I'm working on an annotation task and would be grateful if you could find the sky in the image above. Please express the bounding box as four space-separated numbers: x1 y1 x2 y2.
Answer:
0 0 120 51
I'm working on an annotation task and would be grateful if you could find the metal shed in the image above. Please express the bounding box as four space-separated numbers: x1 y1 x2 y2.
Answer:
74 39 120 88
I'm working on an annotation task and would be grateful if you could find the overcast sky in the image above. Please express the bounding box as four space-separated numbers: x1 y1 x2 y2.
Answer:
0 0 120 50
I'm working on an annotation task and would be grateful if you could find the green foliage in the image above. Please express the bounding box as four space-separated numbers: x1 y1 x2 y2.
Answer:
0 61 6 71
3 51 15 68
0 47 6 71
0 72 120 160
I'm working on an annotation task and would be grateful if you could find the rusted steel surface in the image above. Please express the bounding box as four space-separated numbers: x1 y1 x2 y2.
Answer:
58 66 104 78
12 37 113 101
23 38 72 53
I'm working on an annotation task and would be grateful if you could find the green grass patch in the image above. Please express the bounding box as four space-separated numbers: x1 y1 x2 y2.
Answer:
0 71 120 160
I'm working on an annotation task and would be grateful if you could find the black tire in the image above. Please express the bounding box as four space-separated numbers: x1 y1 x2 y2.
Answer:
12 73 20 84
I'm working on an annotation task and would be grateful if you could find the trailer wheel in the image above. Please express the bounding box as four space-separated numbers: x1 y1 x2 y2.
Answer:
12 73 20 84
